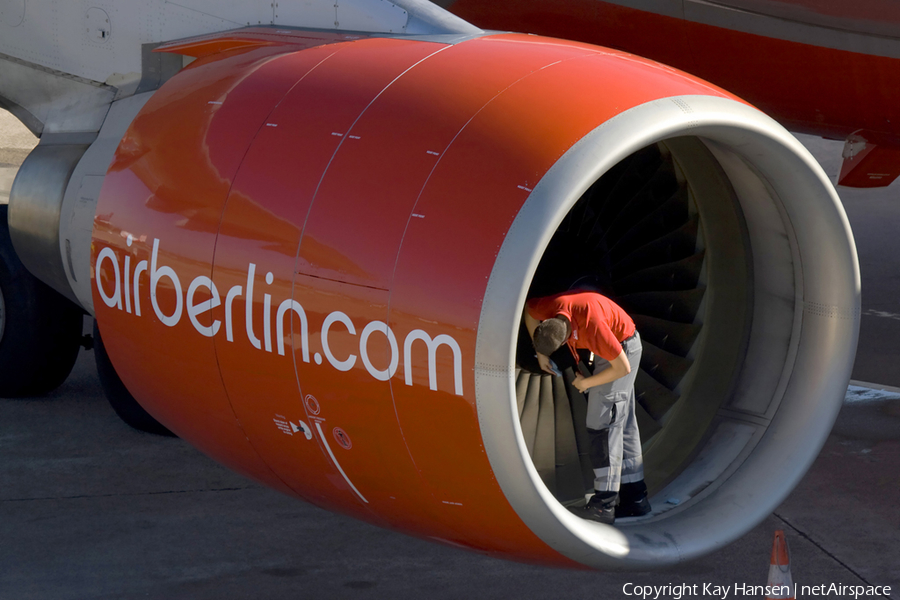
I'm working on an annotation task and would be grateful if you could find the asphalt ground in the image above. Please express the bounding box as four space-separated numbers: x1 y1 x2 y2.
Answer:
1 112 898 598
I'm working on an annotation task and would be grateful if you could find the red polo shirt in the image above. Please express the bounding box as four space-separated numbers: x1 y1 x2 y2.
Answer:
526 291 635 361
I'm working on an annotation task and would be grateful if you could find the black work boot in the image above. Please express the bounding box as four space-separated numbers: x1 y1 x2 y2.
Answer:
616 481 651 518
580 491 617 524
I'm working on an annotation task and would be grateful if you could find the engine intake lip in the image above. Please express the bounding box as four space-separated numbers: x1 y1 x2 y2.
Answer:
475 94 860 569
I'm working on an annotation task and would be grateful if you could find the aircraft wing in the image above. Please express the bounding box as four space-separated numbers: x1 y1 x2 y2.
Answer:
442 0 900 187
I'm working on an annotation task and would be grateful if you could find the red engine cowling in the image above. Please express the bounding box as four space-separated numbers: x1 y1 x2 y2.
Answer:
91 29 859 569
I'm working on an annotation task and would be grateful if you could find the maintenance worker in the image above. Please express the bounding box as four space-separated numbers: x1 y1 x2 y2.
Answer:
524 290 650 524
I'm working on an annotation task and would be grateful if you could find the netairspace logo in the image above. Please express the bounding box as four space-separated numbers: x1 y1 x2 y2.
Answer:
95 238 464 396
622 583 892 600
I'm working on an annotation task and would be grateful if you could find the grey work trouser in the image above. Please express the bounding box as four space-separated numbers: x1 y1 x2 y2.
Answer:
585 331 643 493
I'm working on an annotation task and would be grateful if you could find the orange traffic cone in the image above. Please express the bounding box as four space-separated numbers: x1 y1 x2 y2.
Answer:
766 530 795 600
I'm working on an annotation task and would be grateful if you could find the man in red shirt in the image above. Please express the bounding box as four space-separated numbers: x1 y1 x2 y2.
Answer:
525 290 650 524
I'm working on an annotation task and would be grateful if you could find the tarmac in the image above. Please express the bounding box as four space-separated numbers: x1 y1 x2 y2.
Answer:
1 112 899 599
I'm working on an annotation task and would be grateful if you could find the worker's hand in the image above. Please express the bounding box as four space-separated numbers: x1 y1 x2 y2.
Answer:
536 353 554 375
572 373 591 393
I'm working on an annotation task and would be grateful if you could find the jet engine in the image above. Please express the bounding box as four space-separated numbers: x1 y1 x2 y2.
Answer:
85 28 858 568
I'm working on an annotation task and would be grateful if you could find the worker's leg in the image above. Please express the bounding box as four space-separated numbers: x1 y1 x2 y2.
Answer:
587 424 620 494
581 333 648 521
620 333 644 486
583 378 620 522
585 360 613 486
616 376 650 510
585 351 638 497
617 333 651 516
618 388 647 504
580 360 630 523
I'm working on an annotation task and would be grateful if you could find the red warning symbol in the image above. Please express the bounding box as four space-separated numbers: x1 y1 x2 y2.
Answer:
332 427 352 450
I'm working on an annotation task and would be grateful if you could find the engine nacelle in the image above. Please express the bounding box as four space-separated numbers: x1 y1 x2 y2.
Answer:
91 28 859 568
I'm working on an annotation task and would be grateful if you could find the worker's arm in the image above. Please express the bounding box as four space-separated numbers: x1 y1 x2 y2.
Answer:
572 349 631 393
523 307 555 375
524 309 540 340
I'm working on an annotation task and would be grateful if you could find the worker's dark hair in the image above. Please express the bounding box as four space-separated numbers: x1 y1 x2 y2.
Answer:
533 316 570 356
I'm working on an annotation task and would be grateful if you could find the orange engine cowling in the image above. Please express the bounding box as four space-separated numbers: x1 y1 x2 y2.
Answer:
91 29 859 569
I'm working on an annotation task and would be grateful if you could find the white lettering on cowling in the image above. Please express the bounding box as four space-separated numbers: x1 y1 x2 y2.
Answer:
133 258 148 316
186 276 221 338
150 238 182 327
95 247 122 309
277 299 309 362
404 330 463 396
94 239 464 395
359 320 398 382
124 254 132 313
321 311 357 372
263 272 274 353
245 263 261 350
224 284 242 342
